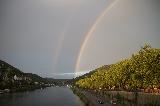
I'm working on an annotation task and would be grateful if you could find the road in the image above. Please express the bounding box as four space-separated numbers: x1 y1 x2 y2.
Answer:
81 90 112 106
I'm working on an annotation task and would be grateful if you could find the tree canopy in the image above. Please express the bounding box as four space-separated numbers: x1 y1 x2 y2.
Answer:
75 45 160 90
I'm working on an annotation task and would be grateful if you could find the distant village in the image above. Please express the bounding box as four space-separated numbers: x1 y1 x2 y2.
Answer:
0 61 56 94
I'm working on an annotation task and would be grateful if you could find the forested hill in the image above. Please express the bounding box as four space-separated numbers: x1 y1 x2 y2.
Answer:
0 60 54 90
71 65 110 84
0 60 23 76
75 45 160 91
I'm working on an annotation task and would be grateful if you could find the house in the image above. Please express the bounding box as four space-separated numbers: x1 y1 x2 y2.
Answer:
13 75 23 81
14 75 18 80
24 77 31 81
34 82 39 85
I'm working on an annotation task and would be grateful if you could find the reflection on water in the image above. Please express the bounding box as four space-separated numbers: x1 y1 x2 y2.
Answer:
0 87 84 106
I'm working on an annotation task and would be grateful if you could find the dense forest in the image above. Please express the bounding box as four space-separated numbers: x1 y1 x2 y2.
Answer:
75 45 160 91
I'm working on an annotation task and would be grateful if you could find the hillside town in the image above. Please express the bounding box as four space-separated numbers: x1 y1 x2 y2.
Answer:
0 60 55 94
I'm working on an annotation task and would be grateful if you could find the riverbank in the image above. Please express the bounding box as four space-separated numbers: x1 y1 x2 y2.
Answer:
71 87 93 106
95 90 160 106
71 87 120 106
0 84 53 94
71 86 160 106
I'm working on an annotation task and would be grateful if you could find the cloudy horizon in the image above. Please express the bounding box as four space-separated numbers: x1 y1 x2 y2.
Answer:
0 0 160 79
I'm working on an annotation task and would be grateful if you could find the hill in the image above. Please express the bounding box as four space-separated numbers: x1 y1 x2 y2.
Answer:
0 60 54 90
75 45 160 91
71 65 110 85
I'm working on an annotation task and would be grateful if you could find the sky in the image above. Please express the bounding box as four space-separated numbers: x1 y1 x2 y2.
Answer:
0 0 160 79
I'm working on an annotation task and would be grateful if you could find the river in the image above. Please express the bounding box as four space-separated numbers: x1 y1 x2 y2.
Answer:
0 87 84 106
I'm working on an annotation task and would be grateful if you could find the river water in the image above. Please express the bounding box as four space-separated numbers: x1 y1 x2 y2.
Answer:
0 87 84 106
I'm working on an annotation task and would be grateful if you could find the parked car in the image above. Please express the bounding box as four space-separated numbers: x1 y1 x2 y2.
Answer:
97 99 104 104
110 99 117 105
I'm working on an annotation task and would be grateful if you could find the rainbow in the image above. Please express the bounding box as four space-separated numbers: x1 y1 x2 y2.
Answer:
75 0 119 72
53 15 73 70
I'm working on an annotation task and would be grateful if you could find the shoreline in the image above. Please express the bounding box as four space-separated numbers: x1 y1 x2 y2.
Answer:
0 85 52 94
71 87 115 106
71 86 160 106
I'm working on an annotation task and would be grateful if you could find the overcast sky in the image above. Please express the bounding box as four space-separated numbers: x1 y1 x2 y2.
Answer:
0 0 160 79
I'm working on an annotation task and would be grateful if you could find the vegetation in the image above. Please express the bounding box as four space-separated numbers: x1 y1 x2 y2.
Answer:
71 65 110 85
75 44 160 91
0 60 55 91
